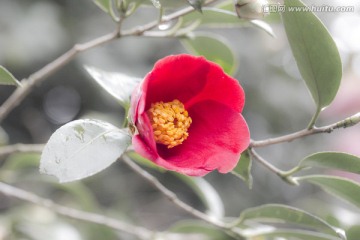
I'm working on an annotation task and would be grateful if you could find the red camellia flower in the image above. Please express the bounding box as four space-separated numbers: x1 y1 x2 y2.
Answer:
130 54 250 176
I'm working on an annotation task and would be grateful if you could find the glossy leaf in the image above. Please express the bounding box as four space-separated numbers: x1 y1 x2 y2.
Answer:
282 0 342 114
93 0 111 13
237 204 340 237
247 229 341 240
299 152 360 174
149 0 161 8
40 119 131 183
0 127 9 146
181 33 236 75
187 0 204 12
168 220 232 239
297 175 360 209
0 66 20 86
347 225 360 240
232 150 253 188
128 151 224 219
182 8 274 36
85 66 141 108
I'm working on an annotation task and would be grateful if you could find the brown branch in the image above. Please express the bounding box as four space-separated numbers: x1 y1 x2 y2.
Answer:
0 181 154 239
250 112 360 148
122 155 229 229
0 143 44 158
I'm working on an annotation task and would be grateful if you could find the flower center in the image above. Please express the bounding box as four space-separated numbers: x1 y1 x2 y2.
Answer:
147 99 192 148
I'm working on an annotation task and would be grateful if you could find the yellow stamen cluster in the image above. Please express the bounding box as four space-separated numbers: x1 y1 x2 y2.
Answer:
147 99 192 148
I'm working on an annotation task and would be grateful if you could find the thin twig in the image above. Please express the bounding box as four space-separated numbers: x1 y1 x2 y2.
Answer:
122 155 228 229
0 143 44 158
121 0 219 36
0 181 154 239
250 112 360 148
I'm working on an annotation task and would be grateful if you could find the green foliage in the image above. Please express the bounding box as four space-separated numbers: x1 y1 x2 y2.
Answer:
347 225 360 240
186 0 205 12
236 204 341 238
0 127 9 146
182 8 274 36
232 150 253 188
93 0 112 13
0 66 20 86
181 33 237 75
299 152 360 174
297 175 360 209
282 0 342 125
168 220 233 239
84 66 141 109
248 229 342 240
40 119 131 183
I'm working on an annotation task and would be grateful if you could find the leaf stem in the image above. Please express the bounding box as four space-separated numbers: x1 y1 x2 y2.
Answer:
307 107 321 130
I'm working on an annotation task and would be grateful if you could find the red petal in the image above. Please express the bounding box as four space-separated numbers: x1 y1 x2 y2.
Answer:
184 60 245 112
156 100 249 175
144 55 210 110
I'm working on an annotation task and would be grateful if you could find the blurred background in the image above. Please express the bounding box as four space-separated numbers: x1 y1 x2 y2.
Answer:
0 0 360 239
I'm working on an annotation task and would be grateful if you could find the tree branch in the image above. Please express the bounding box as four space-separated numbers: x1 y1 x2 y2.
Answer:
0 181 154 239
0 0 219 124
0 143 44 158
250 112 360 148
122 155 228 229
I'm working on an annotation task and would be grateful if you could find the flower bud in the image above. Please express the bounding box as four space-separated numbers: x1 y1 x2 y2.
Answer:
234 0 268 19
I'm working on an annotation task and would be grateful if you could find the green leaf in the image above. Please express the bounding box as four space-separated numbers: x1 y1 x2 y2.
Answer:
347 225 360 240
0 127 9 146
282 0 342 119
231 150 253 188
168 220 232 239
181 32 237 75
187 0 204 12
84 66 141 108
181 8 274 36
40 119 131 183
247 229 342 240
237 204 341 237
149 0 161 8
297 175 360 209
93 0 111 13
0 66 21 86
299 152 360 175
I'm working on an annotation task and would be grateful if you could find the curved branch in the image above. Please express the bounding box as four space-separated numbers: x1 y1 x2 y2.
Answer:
0 181 154 239
0 30 119 123
122 155 228 229
0 143 44 158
